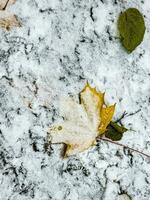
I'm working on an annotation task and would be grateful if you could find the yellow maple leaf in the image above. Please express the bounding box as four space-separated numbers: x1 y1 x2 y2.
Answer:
48 83 115 157
99 105 116 134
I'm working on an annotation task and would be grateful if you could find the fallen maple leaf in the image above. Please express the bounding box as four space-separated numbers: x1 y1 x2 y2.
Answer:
0 0 20 30
48 83 115 157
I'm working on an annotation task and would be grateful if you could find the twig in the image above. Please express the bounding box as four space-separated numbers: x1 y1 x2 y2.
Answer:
115 109 141 125
126 109 141 117
115 111 128 123
2 0 10 10
98 137 150 158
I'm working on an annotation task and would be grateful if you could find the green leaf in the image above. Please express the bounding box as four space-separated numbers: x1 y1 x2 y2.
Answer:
105 121 128 141
118 8 146 53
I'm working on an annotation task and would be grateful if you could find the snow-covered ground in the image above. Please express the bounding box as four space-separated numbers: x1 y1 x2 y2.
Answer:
0 0 150 199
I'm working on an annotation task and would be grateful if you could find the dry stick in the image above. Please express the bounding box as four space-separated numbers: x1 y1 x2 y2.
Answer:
115 111 128 124
2 0 10 10
115 109 141 124
98 137 150 158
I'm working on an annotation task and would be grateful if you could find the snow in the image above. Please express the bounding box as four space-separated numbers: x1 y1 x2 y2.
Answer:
0 0 150 199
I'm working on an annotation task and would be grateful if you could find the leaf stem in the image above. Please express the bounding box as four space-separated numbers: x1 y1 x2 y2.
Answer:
98 137 150 158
